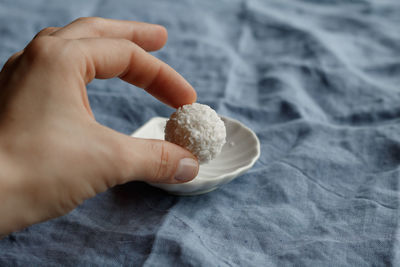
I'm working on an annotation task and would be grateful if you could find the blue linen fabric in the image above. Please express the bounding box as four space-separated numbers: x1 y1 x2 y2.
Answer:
1 0 400 265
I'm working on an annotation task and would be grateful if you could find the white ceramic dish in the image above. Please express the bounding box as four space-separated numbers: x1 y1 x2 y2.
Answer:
131 116 260 195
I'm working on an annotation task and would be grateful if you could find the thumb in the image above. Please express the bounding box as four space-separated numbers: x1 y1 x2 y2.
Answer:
102 127 199 185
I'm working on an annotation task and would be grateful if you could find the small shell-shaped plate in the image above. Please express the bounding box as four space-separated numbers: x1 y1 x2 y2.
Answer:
131 116 260 195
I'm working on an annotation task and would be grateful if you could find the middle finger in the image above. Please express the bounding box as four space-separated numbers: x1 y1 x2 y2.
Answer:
51 17 168 52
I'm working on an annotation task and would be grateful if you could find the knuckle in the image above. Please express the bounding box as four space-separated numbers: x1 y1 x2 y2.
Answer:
35 27 57 37
151 142 173 181
10 51 21 59
3 51 22 69
23 37 76 67
24 36 55 62
75 16 96 23
75 17 105 31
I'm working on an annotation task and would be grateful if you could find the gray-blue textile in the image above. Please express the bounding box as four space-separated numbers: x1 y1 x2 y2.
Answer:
1 0 400 265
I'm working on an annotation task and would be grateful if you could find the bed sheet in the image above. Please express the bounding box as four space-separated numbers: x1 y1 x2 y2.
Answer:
0 0 400 265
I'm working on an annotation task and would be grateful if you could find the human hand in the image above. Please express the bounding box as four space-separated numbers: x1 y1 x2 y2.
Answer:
0 17 199 235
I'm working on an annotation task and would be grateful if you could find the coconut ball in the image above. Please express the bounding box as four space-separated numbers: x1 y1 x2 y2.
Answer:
165 103 226 164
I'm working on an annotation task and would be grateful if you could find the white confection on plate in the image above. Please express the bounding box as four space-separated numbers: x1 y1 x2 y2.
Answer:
165 103 226 164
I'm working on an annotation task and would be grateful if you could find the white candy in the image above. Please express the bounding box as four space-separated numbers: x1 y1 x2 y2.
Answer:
165 103 226 164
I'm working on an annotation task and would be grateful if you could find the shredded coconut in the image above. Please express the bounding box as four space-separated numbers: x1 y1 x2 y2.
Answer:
165 103 226 164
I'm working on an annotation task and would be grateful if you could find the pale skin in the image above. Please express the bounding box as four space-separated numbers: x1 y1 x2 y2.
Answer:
0 17 199 236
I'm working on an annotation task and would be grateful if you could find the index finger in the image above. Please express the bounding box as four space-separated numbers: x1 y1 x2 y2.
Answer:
77 38 196 108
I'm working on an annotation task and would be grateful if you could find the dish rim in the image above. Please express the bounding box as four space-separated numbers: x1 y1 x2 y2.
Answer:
131 115 261 194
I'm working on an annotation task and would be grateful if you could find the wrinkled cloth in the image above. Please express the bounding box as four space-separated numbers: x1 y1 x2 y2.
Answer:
1 0 400 266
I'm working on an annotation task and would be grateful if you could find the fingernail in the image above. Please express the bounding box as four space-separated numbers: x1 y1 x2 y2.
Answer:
175 158 198 181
